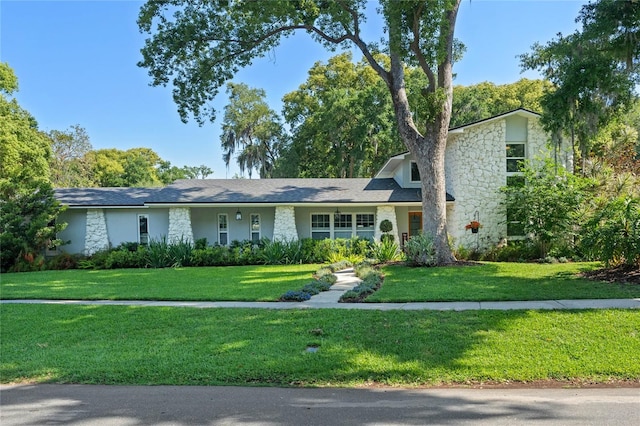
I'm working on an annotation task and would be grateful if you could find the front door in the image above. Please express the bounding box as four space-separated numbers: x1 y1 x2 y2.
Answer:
408 212 422 237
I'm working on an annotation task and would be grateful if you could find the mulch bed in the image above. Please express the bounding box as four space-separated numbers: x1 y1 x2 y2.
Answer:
581 265 640 285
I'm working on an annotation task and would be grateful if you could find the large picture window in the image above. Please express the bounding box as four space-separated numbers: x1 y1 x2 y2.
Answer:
311 214 330 240
355 214 375 240
334 214 353 239
138 214 149 245
218 213 228 246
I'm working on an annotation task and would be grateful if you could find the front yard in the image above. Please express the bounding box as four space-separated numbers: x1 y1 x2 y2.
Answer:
2 305 638 386
2 262 638 387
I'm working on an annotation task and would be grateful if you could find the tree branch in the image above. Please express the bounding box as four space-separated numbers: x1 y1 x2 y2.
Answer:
410 4 436 91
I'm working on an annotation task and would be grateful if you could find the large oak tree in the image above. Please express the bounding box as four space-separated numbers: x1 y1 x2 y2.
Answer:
138 0 462 264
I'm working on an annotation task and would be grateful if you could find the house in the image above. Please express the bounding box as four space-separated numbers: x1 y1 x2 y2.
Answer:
54 109 572 255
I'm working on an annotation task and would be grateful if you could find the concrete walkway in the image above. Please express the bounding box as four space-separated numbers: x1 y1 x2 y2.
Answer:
2 268 639 311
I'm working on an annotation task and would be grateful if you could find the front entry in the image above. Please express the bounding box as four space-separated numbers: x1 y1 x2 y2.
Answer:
408 212 422 237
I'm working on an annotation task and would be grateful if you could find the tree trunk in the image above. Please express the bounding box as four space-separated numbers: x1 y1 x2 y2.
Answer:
387 53 456 265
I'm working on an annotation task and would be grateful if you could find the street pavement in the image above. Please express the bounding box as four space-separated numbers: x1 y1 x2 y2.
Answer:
1 384 639 425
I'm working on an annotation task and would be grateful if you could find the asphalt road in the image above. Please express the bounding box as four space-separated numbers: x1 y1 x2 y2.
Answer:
1 384 638 425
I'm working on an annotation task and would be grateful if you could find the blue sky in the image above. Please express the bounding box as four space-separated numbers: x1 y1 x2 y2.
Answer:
1 0 586 178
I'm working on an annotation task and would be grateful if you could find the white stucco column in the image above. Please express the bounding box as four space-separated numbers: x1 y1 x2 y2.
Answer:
85 208 109 255
273 206 298 241
374 205 399 242
168 207 194 244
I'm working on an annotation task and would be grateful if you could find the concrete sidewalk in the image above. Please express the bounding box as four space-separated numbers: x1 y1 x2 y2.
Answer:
2 268 639 311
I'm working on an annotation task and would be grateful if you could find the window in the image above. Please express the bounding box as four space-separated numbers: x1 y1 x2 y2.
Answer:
334 214 353 239
250 214 261 243
355 214 375 240
506 176 526 237
506 143 526 173
311 214 330 240
410 162 420 182
138 214 149 245
218 214 228 246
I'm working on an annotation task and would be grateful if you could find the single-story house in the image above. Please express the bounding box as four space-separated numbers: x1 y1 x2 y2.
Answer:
54 109 572 255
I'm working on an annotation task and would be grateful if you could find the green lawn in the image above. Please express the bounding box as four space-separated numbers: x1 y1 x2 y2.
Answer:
0 265 321 302
366 262 640 302
2 305 638 386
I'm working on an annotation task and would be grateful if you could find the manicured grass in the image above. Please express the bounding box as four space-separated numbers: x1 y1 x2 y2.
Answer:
366 262 640 302
1 305 638 386
0 265 321 302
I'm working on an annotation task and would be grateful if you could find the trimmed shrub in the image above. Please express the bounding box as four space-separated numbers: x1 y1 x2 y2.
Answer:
47 253 81 270
280 290 312 302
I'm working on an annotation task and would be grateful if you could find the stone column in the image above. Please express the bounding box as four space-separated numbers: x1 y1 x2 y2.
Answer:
168 207 194 244
374 205 399 242
272 206 298 241
85 209 109 255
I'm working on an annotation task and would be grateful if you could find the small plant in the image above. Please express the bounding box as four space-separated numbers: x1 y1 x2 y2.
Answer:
380 219 394 242
465 220 482 231
279 290 311 302
372 238 402 263
404 233 437 267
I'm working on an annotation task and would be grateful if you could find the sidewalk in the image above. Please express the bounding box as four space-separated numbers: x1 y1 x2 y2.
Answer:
2 268 639 311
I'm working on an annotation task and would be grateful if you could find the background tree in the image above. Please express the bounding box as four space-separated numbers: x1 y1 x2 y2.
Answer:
520 0 639 174
138 0 463 264
276 52 401 178
182 164 214 179
48 125 95 187
0 63 65 271
450 79 551 127
220 82 284 178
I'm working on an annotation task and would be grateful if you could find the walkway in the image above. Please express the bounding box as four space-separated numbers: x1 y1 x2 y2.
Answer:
2 268 639 311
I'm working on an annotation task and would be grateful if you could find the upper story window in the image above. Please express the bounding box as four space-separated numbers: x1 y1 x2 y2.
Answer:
506 143 526 173
410 162 420 182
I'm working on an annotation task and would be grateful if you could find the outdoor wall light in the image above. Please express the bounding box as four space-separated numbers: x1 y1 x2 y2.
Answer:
334 208 341 221
236 209 242 221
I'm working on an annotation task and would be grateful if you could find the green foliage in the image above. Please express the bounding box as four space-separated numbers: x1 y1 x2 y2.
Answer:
379 219 393 234
404 233 437 267
501 159 594 257
276 52 403 178
340 262 384 302
46 253 81 270
581 196 640 267
481 240 543 263
372 238 403 263
220 82 284 178
520 0 640 172
451 79 552 127
48 125 94 187
260 239 304 265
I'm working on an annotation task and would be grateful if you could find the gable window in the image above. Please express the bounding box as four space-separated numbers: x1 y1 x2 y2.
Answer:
410 162 420 182
218 213 228 246
250 214 261 243
138 214 149 245
355 213 375 240
506 143 526 173
334 214 353 239
311 214 330 240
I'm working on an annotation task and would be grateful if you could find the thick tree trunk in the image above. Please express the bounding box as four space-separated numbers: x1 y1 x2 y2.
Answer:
387 53 456 265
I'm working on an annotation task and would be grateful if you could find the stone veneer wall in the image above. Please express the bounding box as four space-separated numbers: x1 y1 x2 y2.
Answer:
445 115 563 250
374 205 399 243
84 209 109 255
273 206 299 241
446 120 506 250
168 207 194 244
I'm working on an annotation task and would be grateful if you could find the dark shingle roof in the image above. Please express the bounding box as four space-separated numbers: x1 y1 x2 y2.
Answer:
54 187 160 207
146 178 453 204
55 179 453 207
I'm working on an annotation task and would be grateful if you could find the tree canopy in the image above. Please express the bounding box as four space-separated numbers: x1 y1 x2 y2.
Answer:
520 0 639 173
